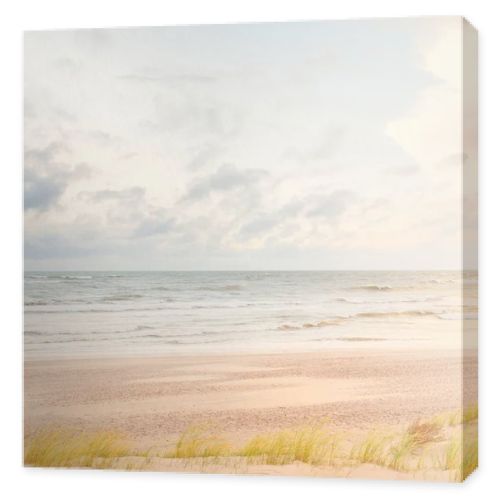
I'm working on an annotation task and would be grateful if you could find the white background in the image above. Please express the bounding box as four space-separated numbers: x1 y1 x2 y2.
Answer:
1 1 498 498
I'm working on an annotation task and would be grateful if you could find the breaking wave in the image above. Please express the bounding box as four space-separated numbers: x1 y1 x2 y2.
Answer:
350 285 393 291
278 310 442 331
197 284 243 292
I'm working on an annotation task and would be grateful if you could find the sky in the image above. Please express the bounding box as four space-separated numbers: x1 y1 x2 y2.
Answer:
24 17 471 271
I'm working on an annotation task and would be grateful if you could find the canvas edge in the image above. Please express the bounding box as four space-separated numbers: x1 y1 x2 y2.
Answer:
460 16 478 482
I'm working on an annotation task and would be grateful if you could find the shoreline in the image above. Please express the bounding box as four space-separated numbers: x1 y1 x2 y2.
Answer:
23 343 471 361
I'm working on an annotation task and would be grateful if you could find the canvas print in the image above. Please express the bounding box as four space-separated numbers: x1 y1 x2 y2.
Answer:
23 17 478 481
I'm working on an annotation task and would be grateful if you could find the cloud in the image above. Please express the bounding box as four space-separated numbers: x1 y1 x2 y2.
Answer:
118 71 217 85
186 143 222 171
133 215 175 238
53 107 78 123
78 187 175 240
239 214 281 237
24 143 91 212
79 187 145 203
306 190 354 219
384 164 420 176
438 153 467 168
85 129 118 146
23 20 466 270
239 199 305 238
24 170 66 212
25 142 66 165
24 233 98 260
52 57 81 74
118 152 139 161
386 19 461 172
143 97 243 139
182 164 267 202
284 125 344 164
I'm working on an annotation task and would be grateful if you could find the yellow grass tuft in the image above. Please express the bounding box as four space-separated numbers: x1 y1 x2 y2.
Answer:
349 433 389 467
429 403 478 428
165 425 231 459
436 430 478 480
24 430 130 468
351 419 444 472
463 404 478 424
387 433 418 471
437 437 461 472
462 433 478 480
407 419 443 445
239 424 339 465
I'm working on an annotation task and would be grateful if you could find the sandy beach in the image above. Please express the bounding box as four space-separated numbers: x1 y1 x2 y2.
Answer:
24 349 477 458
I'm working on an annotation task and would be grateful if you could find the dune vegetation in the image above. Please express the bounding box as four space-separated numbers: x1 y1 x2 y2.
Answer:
24 405 477 481
24 430 130 469
239 422 341 466
163 425 232 459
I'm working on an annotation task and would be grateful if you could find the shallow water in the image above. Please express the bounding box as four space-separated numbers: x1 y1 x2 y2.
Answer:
23 270 476 357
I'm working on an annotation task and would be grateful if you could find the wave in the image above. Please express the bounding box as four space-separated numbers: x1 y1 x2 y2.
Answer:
338 337 387 342
277 324 302 331
134 325 155 331
349 285 393 291
24 325 158 338
348 284 446 292
189 303 255 310
335 297 438 305
302 319 342 329
278 310 442 331
350 279 459 292
101 294 143 302
24 300 51 306
278 319 341 331
355 310 440 319
49 275 93 280
197 285 243 292
190 305 228 310
123 337 230 346
310 336 387 342
28 337 100 344
24 330 44 336
24 305 175 314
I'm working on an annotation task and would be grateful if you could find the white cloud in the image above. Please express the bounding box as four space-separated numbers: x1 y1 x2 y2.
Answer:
386 18 462 172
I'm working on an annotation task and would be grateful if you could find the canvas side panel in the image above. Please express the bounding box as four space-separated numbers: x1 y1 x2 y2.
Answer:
461 17 478 481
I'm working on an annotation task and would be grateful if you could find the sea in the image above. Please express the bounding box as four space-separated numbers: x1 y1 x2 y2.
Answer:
23 271 477 358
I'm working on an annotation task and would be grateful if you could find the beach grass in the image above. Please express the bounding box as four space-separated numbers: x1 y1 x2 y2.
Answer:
407 419 443 445
239 423 340 465
164 425 231 459
463 403 478 424
462 433 478 480
24 405 478 480
349 432 389 467
24 430 130 468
